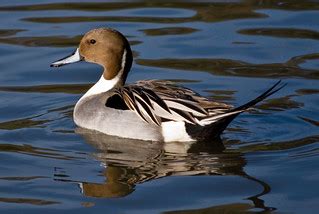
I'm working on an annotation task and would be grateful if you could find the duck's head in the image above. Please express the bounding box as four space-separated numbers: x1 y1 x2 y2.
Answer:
51 28 133 85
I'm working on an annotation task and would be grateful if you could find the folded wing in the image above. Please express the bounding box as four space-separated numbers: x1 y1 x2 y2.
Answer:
112 80 233 126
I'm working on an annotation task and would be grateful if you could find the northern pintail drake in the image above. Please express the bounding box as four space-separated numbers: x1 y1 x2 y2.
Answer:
51 28 285 142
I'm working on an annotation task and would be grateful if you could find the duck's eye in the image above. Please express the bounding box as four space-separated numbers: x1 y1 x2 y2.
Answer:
89 39 96 44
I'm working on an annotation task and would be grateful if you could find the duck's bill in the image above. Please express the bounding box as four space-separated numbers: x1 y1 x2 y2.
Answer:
50 48 83 67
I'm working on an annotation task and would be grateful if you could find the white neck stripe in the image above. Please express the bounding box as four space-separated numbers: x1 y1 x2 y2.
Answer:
79 49 127 101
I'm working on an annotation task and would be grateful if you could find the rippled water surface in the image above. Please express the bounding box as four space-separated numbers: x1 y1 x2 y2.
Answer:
0 1 318 213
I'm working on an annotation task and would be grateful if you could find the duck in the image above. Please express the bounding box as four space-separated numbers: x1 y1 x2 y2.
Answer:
51 28 285 142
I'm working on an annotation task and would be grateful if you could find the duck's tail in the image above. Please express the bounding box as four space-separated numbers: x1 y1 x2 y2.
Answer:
186 80 286 142
230 80 286 112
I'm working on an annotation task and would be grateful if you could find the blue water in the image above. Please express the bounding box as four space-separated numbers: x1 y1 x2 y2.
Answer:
0 1 318 213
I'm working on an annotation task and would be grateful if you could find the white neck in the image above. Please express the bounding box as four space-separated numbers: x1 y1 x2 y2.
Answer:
78 49 127 102
78 71 122 103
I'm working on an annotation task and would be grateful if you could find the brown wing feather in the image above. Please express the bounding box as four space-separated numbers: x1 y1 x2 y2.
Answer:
136 80 233 110
111 80 233 126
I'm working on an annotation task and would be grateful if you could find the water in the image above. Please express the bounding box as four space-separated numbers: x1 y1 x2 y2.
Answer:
0 1 318 213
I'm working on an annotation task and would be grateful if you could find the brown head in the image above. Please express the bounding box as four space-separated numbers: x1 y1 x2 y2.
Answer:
51 28 133 86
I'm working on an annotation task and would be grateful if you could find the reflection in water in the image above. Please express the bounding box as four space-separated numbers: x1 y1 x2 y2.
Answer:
239 135 319 154
0 29 24 37
2 0 319 13
0 115 49 130
298 117 319 127
0 1 265 24
0 143 78 160
257 95 303 111
79 167 135 198
0 34 140 48
140 27 198 36
0 35 82 48
0 176 47 181
0 0 317 29
0 104 74 130
0 197 59 206
72 128 274 211
164 203 254 214
136 56 319 79
204 89 236 102
296 88 319 95
238 28 319 40
0 84 90 94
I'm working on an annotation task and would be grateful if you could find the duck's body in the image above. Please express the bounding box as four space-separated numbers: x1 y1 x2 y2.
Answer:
51 28 284 142
74 90 162 141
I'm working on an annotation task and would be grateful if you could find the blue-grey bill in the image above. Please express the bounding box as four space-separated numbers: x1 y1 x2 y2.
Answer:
50 48 82 67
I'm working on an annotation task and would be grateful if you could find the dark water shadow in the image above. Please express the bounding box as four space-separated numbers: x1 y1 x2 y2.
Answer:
238 28 319 40
238 135 319 153
3 0 319 26
2 1 319 13
298 117 319 127
0 29 25 37
0 0 317 38
0 1 267 24
257 95 303 112
59 128 276 212
0 34 82 48
140 27 199 36
0 143 80 161
0 197 59 206
136 53 319 79
0 34 140 48
163 203 255 214
0 115 49 130
0 102 74 131
0 84 91 94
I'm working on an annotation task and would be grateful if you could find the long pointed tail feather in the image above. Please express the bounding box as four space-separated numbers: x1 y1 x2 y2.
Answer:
190 81 286 141
200 80 286 125
231 80 286 112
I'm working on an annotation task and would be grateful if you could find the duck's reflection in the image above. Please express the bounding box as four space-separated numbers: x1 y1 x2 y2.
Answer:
79 167 134 198
75 128 274 211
